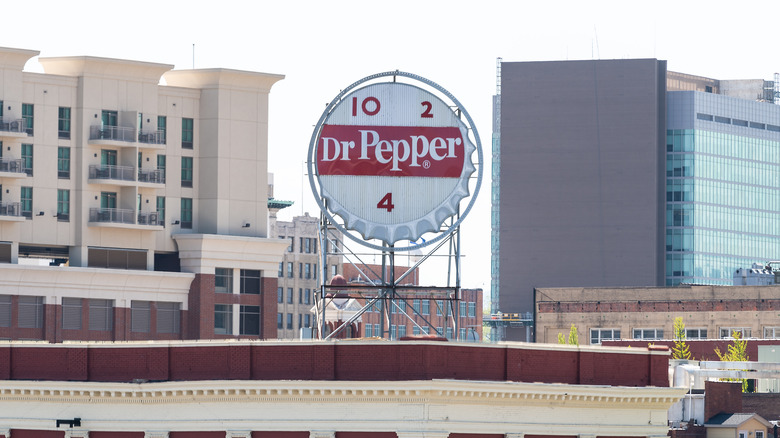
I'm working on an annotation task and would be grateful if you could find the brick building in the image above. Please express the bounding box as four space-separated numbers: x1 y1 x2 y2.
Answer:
0 46 287 342
0 340 683 436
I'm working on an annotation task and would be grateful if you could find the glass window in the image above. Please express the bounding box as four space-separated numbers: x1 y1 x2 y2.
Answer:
214 304 232 335
305 314 311 328
182 118 194 149
398 325 406 338
131 301 150 333
686 328 708 339
21 144 32 176
240 269 260 294
180 198 192 229
413 299 421 313
17 296 43 329
277 313 283 329
287 237 294 252
305 238 311 253
157 154 166 173
720 327 751 339
413 326 420 335
181 156 193 188
157 116 167 143
239 305 260 335
305 263 311 279
633 328 663 340
764 327 780 339
57 189 69 222
460 301 467 316
102 110 118 127
436 300 443 316
22 103 33 135
299 263 303 278
157 302 180 334
288 289 294 304
215 268 232 293
304 288 311 305
468 302 476 317
57 147 70 179
422 299 429 315
287 262 293 278
459 327 467 340
590 328 621 344
156 196 165 224
366 324 373 337
278 263 284 278
0 295 10 327
62 297 82 330
277 287 283 303
20 187 32 218
89 299 113 331
58 107 71 139
286 313 293 330
446 327 454 339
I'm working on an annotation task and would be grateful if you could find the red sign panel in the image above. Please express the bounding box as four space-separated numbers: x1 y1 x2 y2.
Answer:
317 125 464 178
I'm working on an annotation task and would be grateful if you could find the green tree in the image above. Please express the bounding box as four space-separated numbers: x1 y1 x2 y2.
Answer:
672 317 692 360
558 324 579 345
715 331 750 392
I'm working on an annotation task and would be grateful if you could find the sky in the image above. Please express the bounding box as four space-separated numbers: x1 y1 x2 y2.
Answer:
3 0 778 291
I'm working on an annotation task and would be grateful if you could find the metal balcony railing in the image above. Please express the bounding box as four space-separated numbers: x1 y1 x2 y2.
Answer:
0 159 25 174
89 125 136 142
137 168 165 184
137 211 161 226
89 208 135 224
0 202 21 217
89 164 135 181
0 119 26 134
138 130 166 145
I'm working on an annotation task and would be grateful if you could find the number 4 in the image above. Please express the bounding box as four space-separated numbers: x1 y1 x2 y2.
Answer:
377 193 394 212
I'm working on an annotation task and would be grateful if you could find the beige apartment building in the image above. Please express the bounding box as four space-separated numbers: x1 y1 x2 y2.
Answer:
0 46 287 341
535 285 780 344
275 213 343 339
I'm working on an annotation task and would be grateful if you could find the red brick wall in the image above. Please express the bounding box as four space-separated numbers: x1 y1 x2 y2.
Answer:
0 342 669 386
705 381 742 422
90 433 145 438
336 433 398 438
253 433 309 438
187 273 213 339
604 339 772 361
9 431 64 438
262 277 278 339
743 393 780 420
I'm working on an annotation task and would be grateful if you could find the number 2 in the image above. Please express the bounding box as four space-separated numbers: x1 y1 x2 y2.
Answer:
421 101 433 118
377 193 394 212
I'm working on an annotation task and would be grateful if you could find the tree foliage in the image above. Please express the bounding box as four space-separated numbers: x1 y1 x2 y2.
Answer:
558 324 579 345
672 317 692 360
715 331 750 392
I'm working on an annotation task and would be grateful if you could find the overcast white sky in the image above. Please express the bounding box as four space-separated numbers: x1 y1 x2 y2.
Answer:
3 0 778 291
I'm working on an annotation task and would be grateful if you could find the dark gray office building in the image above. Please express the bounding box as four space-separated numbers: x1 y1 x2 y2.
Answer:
495 59 668 341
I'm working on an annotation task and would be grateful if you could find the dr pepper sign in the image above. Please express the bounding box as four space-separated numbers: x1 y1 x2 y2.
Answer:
309 72 480 248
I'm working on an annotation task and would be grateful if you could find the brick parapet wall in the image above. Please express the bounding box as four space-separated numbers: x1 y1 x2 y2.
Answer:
538 299 780 313
604 339 774 361
262 277 278 339
743 393 780 420
0 342 669 386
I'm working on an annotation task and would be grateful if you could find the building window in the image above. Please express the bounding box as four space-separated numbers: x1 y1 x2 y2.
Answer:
22 103 33 135
277 313 283 329
181 156 193 188
180 198 192 229
633 328 663 340
590 328 621 344
287 288 293 304
366 324 373 337
101 110 117 127
686 328 708 340
398 325 406 338
413 299 421 313
0 295 10 327
412 326 420 336
18 296 43 328
240 269 260 294
422 299 429 315
331 265 337 277
288 289 294 304
305 263 311 279
57 147 70 179
313 263 317 280
277 287 283 303
20 187 32 218
214 304 232 335
182 118 194 149
62 298 82 330
58 107 71 139
157 116 167 143
278 263 284 278
764 327 780 339
55 189 70 222
305 238 312 253
287 262 293 278
156 196 165 224
460 301 467 316
157 154 166 176
459 327 467 340
157 302 180 334
286 313 293 330
304 314 311 328
288 237 294 252
468 302 476 317
304 288 311 305
299 263 303 279
436 300 443 316
720 327 751 339
215 268 233 293
756 431 765 438
298 288 303 304
89 299 113 331
21 143 32 176
240 305 260 335
390 324 397 339
131 301 151 333
446 327 454 339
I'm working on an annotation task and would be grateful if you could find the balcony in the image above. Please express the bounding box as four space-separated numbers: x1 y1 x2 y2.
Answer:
0 202 25 222
137 168 165 185
0 119 28 139
138 130 166 145
89 125 136 144
89 207 163 230
89 164 135 183
0 159 27 178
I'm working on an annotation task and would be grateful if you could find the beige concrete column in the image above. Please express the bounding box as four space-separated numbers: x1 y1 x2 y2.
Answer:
506 433 525 438
310 431 336 438
397 431 450 438
227 432 252 438
145 432 169 438
64 431 89 438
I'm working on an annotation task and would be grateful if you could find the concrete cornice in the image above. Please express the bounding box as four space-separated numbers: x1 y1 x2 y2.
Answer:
0 379 685 408
163 68 284 93
0 47 39 70
173 233 289 273
39 56 173 83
